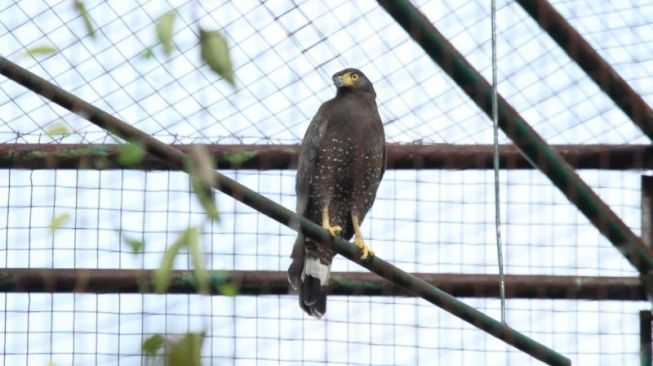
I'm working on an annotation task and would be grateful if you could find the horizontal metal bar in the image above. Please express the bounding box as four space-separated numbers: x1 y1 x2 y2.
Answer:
0 55 560 364
0 268 645 300
377 0 653 280
1 143 652 170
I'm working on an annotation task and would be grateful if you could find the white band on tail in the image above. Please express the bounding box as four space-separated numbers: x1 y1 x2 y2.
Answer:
301 258 330 286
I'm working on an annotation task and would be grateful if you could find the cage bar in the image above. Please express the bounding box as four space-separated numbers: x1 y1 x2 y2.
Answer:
0 55 570 366
642 310 653 366
2 143 653 170
516 0 653 141
377 0 653 276
0 268 645 300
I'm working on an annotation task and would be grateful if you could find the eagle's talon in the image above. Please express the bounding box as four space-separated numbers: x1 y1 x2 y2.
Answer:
323 224 342 237
354 236 373 260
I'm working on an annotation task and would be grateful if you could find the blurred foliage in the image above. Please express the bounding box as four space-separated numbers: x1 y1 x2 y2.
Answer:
142 332 205 366
23 45 58 57
119 231 144 254
117 140 146 166
199 29 235 86
49 213 71 233
155 10 177 56
73 0 96 39
45 123 70 137
154 228 195 293
188 146 219 221
153 228 209 294
142 334 165 357
223 151 256 167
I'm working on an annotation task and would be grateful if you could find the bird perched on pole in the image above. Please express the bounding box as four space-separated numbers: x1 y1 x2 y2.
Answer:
288 68 386 318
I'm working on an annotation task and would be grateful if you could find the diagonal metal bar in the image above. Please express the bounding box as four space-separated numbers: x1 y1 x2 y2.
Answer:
378 0 653 276
0 55 569 366
516 0 653 141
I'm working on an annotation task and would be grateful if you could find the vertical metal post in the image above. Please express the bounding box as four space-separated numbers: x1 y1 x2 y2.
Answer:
642 176 653 248
641 310 652 366
641 177 653 366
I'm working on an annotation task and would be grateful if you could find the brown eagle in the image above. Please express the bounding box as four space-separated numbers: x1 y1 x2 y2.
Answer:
288 68 386 318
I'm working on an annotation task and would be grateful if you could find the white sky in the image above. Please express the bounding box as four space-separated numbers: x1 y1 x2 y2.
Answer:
1 0 653 365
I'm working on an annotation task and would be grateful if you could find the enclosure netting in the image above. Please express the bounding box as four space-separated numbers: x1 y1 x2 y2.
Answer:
1 0 652 364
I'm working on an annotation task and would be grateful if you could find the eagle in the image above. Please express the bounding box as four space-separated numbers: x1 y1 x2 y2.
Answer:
288 68 386 318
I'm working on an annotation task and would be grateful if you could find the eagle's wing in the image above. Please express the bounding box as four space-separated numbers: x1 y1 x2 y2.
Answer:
288 104 329 291
295 105 328 215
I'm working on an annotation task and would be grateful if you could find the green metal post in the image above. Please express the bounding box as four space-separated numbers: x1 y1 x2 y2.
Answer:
0 55 569 366
377 0 653 275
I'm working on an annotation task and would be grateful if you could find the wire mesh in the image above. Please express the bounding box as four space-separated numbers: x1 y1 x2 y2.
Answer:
1 0 652 365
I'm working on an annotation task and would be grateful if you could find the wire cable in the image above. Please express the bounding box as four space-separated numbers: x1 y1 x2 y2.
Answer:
491 0 506 323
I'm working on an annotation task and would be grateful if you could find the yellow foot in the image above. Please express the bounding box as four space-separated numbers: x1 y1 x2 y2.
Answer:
354 236 374 260
323 223 342 237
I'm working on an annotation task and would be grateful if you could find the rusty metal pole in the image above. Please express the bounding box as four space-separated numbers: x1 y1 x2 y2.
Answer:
3 143 653 170
0 268 646 300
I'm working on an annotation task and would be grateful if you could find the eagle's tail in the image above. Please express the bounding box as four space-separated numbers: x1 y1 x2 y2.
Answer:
288 237 330 319
299 257 329 318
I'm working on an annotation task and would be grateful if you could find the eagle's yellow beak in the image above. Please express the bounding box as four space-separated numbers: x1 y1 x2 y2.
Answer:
333 73 355 87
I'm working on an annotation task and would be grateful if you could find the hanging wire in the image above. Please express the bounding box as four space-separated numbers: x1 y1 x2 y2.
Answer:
491 0 506 323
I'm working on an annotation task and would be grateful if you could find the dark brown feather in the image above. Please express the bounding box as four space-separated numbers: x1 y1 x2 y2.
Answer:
288 68 385 318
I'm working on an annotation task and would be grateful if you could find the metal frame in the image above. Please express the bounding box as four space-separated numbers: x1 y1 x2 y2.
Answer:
0 268 646 300
0 55 570 365
3 0 653 364
2 143 653 170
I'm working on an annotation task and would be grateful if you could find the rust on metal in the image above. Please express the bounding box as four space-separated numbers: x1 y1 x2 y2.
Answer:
1 143 653 170
0 268 645 300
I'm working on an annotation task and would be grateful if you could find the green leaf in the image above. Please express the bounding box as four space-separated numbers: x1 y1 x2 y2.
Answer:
186 228 208 294
155 11 176 56
50 213 71 233
166 332 204 366
73 0 96 39
199 29 235 86
153 228 193 293
118 141 145 166
141 47 154 59
223 151 256 167
217 283 238 296
23 45 59 57
188 146 219 221
142 334 165 356
122 235 144 254
45 123 70 137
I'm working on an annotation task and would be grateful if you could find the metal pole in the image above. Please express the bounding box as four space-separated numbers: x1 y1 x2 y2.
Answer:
642 310 652 366
377 0 653 276
642 176 653 248
0 56 569 366
2 143 653 170
516 0 653 142
0 268 646 300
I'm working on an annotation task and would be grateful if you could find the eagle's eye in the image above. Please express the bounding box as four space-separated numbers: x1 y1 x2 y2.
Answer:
350 73 359 81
